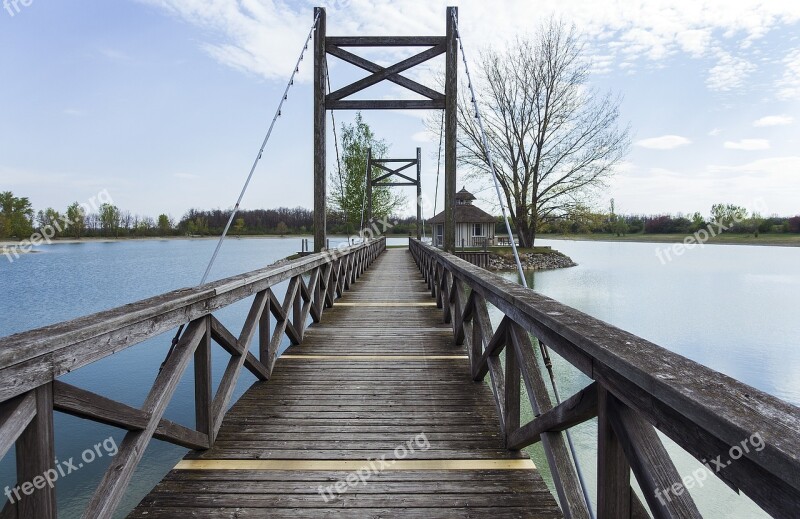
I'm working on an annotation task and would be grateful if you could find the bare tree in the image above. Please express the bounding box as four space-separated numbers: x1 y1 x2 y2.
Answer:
456 19 629 247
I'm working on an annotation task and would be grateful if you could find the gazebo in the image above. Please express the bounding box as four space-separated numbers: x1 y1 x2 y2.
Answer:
429 187 496 248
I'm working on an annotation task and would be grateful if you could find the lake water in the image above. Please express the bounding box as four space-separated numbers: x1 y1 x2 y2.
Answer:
507 239 800 519
1 236 797 517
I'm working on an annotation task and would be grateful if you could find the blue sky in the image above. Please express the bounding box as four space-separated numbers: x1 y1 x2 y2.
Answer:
1 0 799 220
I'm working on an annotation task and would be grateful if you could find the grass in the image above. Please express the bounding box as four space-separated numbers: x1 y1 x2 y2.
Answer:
542 233 800 247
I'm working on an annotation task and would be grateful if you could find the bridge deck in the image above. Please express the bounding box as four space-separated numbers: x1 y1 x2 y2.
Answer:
129 248 562 518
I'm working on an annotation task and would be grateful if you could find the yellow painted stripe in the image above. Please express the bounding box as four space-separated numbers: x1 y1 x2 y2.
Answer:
279 355 468 360
334 302 438 306
175 459 535 471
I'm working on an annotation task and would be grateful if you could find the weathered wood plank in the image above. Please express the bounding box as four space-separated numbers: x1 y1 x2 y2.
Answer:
85 318 206 518
130 249 561 518
508 382 598 450
607 394 702 519
409 239 800 518
15 384 56 518
326 36 447 47
0 391 36 460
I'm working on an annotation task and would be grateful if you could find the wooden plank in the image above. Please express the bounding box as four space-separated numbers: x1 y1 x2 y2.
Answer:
327 44 444 101
313 6 326 252
598 386 631 519
510 324 590 519
175 459 536 470
326 36 447 47
444 7 457 251
326 44 443 100
210 316 268 381
0 240 383 402
195 317 214 445
53 381 209 450
409 240 800 517
130 249 561 519
84 318 206 518
326 99 445 110
0 391 36 460
607 394 702 519
15 384 56 519
508 383 598 450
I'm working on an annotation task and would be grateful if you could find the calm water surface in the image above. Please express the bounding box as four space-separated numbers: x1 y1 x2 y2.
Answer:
507 239 799 519
1 236 797 518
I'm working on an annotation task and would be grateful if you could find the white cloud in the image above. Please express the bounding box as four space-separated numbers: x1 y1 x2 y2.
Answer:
723 139 770 150
63 108 85 117
411 130 437 143
753 115 794 127
135 0 800 92
635 135 691 150
776 48 800 100
708 128 722 136
706 51 755 91
676 29 712 57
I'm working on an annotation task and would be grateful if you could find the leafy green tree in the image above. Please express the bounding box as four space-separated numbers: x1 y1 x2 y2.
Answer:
749 212 764 238
99 203 121 238
233 217 246 235
711 204 747 227
0 191 34 238
37 208 63 238
66 202 86 239
157 214 172 236
275 221 289 235
329 112 405 233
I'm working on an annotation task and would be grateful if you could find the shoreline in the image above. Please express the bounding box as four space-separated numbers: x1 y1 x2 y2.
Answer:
488 250 577 271
540 233 800 248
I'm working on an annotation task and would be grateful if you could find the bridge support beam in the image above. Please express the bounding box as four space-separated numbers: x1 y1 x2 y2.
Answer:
444 6 458 252
313 7 327 252
314 6 455 249
417 146 422 240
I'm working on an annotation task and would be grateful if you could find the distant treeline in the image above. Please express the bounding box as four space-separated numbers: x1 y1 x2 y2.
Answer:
528 204 800 237
180 208 419 236
0 191 420 240
4 190 796 241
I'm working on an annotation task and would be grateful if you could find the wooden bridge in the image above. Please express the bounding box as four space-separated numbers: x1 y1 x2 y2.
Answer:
1 238 799 518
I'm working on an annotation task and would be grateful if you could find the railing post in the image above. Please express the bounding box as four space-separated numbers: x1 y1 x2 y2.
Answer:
504 338 520 446
194 316 214 445
260 289 272 361
313 6 327 253
15 384 56 519
597 386 631 519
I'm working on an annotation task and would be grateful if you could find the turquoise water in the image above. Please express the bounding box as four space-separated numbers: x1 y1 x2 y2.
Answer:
1 237 797 517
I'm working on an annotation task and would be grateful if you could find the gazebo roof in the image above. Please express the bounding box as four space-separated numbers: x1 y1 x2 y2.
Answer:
454 187 476 201
429 204 496 224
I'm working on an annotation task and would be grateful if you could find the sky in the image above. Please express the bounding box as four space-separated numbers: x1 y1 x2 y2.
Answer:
1 0 799 220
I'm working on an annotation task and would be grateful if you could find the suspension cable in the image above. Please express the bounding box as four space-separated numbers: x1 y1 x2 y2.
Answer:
326 61 349 240
199 12 320 286
452 16 524 285
452 13 596 519
161 13 320 371
358 152 369 238
432 111 444 236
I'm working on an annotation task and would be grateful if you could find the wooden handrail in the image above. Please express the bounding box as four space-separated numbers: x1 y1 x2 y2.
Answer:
0 237 386 519
409 238 800 519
